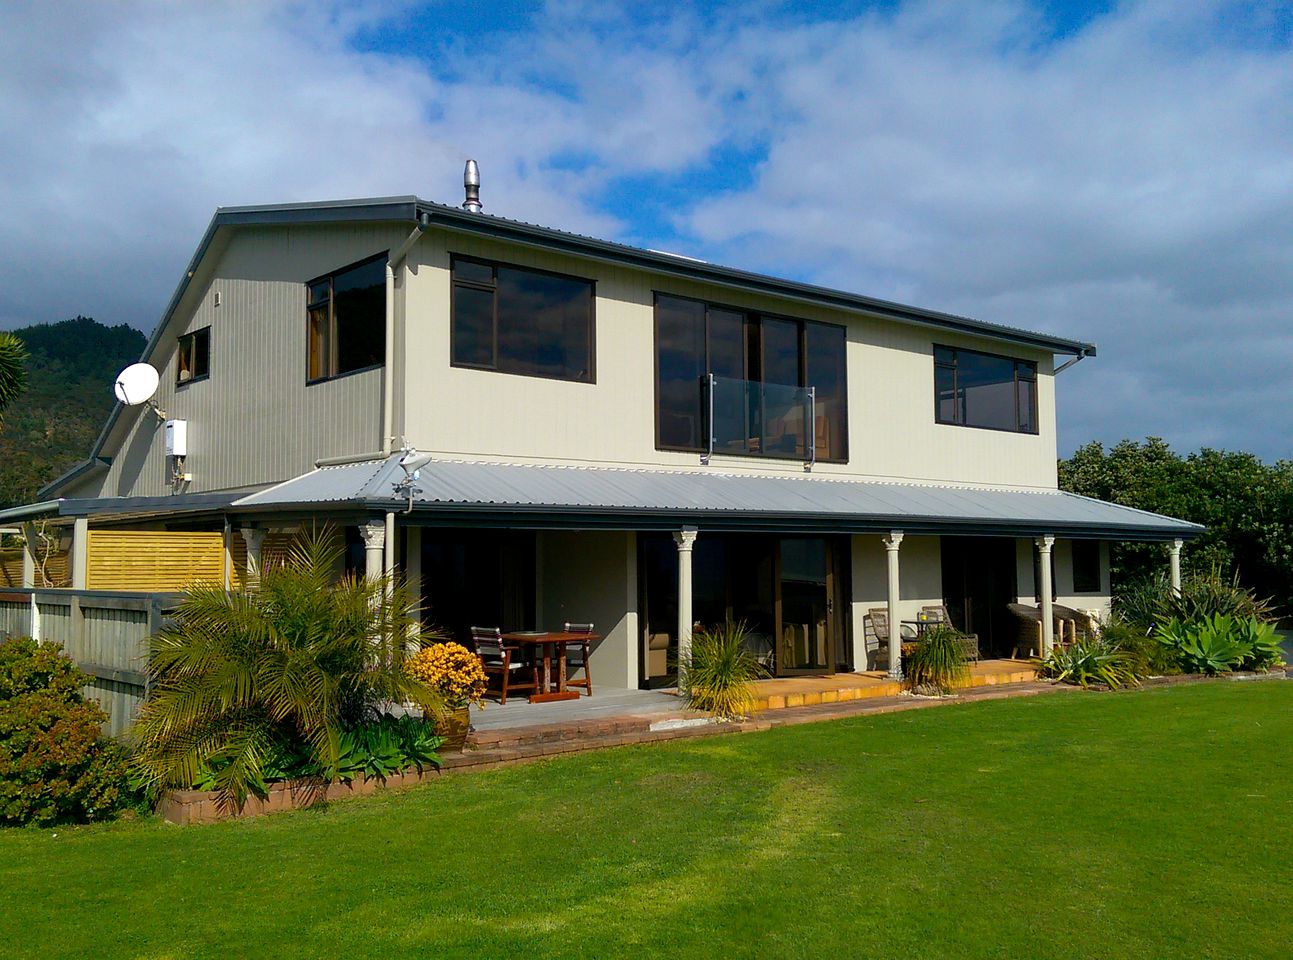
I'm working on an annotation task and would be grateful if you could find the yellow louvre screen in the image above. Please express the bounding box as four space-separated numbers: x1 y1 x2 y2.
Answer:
0 547 70 587
86 531 225 591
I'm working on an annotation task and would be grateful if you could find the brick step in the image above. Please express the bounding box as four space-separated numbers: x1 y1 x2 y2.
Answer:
448 717 762 772
467 714 682 750
752 668 1039 712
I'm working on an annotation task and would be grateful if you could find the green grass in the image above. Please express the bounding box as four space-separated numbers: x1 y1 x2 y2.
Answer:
4 682 1292 959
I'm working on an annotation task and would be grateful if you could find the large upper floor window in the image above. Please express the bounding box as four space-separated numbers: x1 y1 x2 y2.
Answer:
934 345 1037 434
176 327 210 385
307 253 386 382
451 256 595 383
654 293 848 462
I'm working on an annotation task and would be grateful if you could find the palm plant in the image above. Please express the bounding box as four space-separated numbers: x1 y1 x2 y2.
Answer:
904 625 970 694
130 527 443 809
678 621 767 720
0 332 28 427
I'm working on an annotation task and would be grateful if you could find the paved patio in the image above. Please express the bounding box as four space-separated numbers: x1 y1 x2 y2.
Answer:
468 687 685 731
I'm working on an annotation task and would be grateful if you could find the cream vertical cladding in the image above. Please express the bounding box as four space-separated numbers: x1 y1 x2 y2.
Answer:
397 226 1063 490
538 530 637 689
852 534 945 671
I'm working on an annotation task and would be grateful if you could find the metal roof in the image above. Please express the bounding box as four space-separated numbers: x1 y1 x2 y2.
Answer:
231 457 1202 541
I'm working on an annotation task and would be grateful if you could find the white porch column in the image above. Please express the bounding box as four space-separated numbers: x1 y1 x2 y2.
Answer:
1169 538 1183 597
360 520 386 584
239 527 266 586
884 531 904 680
674 527 699 674
70 516 89 590
1037 535 1055 657
20 522 38 588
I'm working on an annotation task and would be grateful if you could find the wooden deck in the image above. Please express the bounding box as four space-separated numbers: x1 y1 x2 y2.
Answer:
751 658 1038 711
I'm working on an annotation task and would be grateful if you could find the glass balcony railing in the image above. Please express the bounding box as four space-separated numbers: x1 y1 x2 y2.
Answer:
705 375 816 465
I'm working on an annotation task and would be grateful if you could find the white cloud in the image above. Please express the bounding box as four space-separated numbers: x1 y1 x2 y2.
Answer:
0 0 1289 459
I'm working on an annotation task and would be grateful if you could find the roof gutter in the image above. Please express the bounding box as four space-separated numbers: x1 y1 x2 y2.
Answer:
1054 345 1096 375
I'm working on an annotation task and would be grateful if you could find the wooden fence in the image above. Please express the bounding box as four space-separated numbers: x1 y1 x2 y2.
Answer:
0 589 178 736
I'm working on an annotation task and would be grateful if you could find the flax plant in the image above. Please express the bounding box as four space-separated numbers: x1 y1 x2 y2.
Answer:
903 625 970 695
130 527 442 809
678 621 767 720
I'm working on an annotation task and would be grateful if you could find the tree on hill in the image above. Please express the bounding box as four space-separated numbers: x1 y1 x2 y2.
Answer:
0 317 146 507
1060 438 1293 617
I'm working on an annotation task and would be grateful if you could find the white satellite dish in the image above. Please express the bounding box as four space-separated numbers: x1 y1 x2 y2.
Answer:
113 363 160 406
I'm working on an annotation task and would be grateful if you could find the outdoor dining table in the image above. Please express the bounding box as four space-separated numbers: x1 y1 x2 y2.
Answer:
500 630 602 704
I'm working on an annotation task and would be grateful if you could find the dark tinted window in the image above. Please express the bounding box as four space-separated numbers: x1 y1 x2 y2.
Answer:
805 322 847 461
653 294 848 462
934 345 1038 433
307 253 387 382
655 294 706 450
451 257 594 383
1072 540 1101 593
177 327 210 384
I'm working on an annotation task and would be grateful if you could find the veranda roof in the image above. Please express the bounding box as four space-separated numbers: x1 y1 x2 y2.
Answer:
227 456 1202 541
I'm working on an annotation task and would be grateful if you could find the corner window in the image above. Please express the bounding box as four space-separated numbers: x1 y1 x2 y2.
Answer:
1072 540 1102 594
653 293 848 462
450 256 594 383
307 253 387 382
935 345 1038 433
176 327 210 384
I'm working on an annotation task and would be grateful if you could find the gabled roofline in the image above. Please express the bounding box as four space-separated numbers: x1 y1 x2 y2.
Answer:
41 194 1097 499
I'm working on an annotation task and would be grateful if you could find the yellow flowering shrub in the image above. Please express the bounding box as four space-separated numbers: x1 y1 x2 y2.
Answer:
405 642 487 709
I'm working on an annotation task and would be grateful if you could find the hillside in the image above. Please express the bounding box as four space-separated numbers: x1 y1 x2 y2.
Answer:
0 317 147 507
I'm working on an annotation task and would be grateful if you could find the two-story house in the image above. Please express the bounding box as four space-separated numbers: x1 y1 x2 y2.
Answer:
11 171 1200 691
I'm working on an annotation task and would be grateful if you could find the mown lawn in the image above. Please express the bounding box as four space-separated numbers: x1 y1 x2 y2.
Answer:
3 681 1291 959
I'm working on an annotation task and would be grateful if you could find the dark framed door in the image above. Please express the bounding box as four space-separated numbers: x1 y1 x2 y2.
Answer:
940 536 1017 657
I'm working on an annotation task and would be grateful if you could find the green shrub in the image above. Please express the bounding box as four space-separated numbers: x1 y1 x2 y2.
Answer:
1157 614 1280 675
1036 635 1141 689
904 625 969 694
1100 618 1179 676
1157 616 1242 675
679 621 766 720
130 527 444 810
0 636 133 826
1114 568 1275 634
192 714 442 793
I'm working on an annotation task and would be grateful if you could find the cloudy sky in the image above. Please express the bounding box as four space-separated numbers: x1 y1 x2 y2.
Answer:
1 0 1290 459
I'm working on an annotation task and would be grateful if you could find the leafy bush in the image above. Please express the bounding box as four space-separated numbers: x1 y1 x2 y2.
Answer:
192 714 442 792
131 527 445 810
903 625 969 695
1114 568 1274 634
1100 618 1179 677
1036 635 1141 689
0 636 133 826
680 621 766 720
1157 614 1281 675
405 642 486 710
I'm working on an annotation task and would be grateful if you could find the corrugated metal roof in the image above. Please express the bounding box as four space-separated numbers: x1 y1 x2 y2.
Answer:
232 457 1202 540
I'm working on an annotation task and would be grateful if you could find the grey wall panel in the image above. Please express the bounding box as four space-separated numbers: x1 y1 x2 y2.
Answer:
98 224 409 498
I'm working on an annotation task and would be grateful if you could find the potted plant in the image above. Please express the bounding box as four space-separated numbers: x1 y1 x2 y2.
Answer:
405 641 487 751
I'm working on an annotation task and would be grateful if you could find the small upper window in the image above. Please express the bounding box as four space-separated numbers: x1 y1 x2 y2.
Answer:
307 253 387 382
1072 540 1102 594
451 256 594 383
934 345 1038 433
176 327 210 384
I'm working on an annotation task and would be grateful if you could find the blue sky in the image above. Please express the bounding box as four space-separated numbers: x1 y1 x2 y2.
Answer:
1 0 1291 460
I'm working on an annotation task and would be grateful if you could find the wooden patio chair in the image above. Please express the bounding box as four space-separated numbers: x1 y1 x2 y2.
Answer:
865 608 916 669
471 625 539 705
559 621 595 696
919 604 981 662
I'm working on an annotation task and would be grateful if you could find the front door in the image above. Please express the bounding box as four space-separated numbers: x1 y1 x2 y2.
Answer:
776 537 837 675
